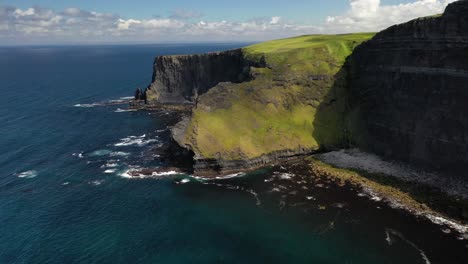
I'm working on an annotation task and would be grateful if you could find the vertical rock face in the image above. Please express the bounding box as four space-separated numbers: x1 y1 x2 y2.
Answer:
146 49 250 104
348 0 468 172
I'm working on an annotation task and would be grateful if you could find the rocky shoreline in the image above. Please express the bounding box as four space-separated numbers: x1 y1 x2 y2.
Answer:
307 157 468 236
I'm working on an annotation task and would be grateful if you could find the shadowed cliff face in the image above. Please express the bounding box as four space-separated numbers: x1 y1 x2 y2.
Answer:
346 0 468 172
146 49 252 104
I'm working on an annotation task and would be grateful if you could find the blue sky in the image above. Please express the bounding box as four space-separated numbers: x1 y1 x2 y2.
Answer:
0 0 456 45
7 0 415 22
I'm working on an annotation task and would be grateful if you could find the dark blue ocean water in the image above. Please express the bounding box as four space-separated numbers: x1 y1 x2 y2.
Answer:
0 44 466 264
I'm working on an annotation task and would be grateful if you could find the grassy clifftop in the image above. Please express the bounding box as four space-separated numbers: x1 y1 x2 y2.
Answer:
178 33 374 161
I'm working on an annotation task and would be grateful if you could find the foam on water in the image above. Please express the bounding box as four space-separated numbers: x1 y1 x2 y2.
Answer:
74 103 98 108
115 108 137 113
89 180 105 186
109 151 131 157
119 167 180 179
192 172 247 181
72 152 84 158
114 134 158 147
90 149 112 156
15 170 38 179
104 169 116 174
101 163 119 168
180 179 191 184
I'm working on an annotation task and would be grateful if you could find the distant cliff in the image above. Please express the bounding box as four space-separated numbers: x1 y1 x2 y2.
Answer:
146 49 252 104
347 0 468 172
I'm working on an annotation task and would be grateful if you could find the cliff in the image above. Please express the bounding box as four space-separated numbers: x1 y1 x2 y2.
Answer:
146 49 252 104
169 34 374 175
346 0 468 172
146 0 468 176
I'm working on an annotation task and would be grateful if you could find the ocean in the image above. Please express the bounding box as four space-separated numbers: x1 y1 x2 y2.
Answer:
0 44 466 264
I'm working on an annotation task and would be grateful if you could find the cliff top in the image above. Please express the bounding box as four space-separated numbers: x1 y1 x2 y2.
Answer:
180 33 374 160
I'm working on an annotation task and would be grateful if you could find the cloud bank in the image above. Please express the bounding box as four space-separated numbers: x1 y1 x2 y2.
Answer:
0 0 457 45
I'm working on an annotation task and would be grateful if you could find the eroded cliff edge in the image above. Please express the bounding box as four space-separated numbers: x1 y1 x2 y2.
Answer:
145 49 259 104
346 0 468 173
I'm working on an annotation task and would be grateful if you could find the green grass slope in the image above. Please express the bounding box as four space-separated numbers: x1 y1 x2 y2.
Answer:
180 33 374 160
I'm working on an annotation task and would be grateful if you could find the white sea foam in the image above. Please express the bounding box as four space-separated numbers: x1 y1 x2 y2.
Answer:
16 170 38 179
152 171 179 177
120 96 134 100
74 103 97 108
115 108 137 113
120 168 179 179
109 99 126 103
180 178 191 184
101 163 119 168
104 169 116 174
89 180 105 186
214 172 246 180
90 149 112 156
109 151 131 157
385 229 431 264
72 152 84 158
278 173 295 180
114 134 157 147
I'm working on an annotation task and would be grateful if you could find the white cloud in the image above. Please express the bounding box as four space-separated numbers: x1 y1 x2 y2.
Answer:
325 0 456 33
270 16 281 25
0 1 458 44
13 7 35 17
117 18 142 30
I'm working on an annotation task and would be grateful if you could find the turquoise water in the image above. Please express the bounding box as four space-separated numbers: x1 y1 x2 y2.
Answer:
0 44 466 264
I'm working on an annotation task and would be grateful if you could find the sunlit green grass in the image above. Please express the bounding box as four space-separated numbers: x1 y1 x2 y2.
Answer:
182 33 375 160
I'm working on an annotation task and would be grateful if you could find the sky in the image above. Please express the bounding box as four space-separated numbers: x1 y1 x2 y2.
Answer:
0 0 458 45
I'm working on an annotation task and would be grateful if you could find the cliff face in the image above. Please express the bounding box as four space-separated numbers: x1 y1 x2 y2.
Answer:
170 34 374 175
347 0 468 172
146 49 251 104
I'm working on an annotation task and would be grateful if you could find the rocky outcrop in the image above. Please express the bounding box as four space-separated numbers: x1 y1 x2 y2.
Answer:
347 0 468 173
146 49 253 104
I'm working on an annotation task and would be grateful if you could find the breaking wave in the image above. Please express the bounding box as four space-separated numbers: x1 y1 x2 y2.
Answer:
115 108 137 113
74 103 97 108
15 170 38 179
89 149 112 156
119 167 180 179
114 134 158 147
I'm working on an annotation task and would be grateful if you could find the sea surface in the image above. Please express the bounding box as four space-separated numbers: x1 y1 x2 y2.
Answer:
0 44 466 264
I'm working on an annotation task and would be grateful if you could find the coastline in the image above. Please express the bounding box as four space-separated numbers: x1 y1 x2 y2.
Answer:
128 104 468 236
308 155 468 236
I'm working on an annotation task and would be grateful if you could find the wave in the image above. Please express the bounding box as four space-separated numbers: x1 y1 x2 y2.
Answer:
15 170 38 179
120 96 134 100
104 169 117 174
180 178 191 184
89 149 112 156
109 151 131 157
88 179 105 186
115 108 137 113
72 152 84 158
120 168 180 179
191 172 246 181
114 135 158 147
101 162 119 168
385 228 431 264
74 103 97 108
